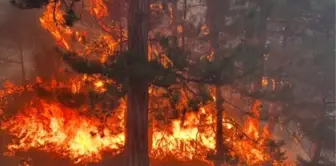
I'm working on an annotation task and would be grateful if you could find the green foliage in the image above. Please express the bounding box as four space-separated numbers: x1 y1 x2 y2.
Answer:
159 35 189 70
108 50 181 88
199 87 213 104
206 144 239 165
187 98 201 112
62 43 189 97
188 43 264 86
10 0 49 9
190 54 235 84
267 140 287 163
64 9 79 27
165 89 180 107
106 83 126 98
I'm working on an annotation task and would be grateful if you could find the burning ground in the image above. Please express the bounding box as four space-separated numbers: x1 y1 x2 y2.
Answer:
0 77 287 165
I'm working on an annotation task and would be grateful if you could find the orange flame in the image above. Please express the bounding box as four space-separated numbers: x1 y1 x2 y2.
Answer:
1 100 125 163
0 82 286 165
39 1 73 50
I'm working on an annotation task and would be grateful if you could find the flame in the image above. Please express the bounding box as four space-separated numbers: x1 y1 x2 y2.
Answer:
201 25 209 35
1 99 125 163
40 0 117 62
152 107 216 160
89 0 108 19
89 0 111 32
150 3 163 11
232 100 272 164
177 25 183 34
39 1 75 50
169 4 173 24
0 81 285 165
81 35 117 63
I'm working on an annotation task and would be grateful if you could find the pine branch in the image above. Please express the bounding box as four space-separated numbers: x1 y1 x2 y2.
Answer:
61 51 107 75
10 0 50 9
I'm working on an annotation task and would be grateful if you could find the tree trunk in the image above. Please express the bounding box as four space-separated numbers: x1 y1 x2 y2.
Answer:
170 0 178 37
215 85 224 166
310 142 321 165
182 0 187 48
206 0 228 165
19 41 26 84
125 0 150 165
309 100 325 165
125 82 149 166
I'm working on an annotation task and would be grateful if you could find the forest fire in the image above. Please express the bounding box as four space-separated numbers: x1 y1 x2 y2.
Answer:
1 99 125 163
0 0 293 166
0 79 277 165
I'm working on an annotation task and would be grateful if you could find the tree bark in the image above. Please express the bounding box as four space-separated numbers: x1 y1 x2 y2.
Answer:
181 0 187 48
310 143 321 165
125 0 150 166
215 85 224 166
125 82 149 166
207 0 228 165
19 41 26 84
309 100 326 165
170 0 178 37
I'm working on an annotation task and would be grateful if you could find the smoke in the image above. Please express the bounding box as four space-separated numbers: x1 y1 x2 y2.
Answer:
0 3 60 84
0 4 63 165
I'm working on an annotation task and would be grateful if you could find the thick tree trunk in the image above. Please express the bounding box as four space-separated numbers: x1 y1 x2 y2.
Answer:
125 0 150 165
125 82 149 166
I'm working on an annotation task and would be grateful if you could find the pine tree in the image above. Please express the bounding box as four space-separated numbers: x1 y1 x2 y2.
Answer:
183 0 288 165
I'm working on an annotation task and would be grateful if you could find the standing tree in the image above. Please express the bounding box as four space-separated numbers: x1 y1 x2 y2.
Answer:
206 0 228 165
125 0 150 165
183 0 288 165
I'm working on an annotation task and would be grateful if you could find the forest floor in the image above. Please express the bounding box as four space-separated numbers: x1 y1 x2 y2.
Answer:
0 149 210 166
